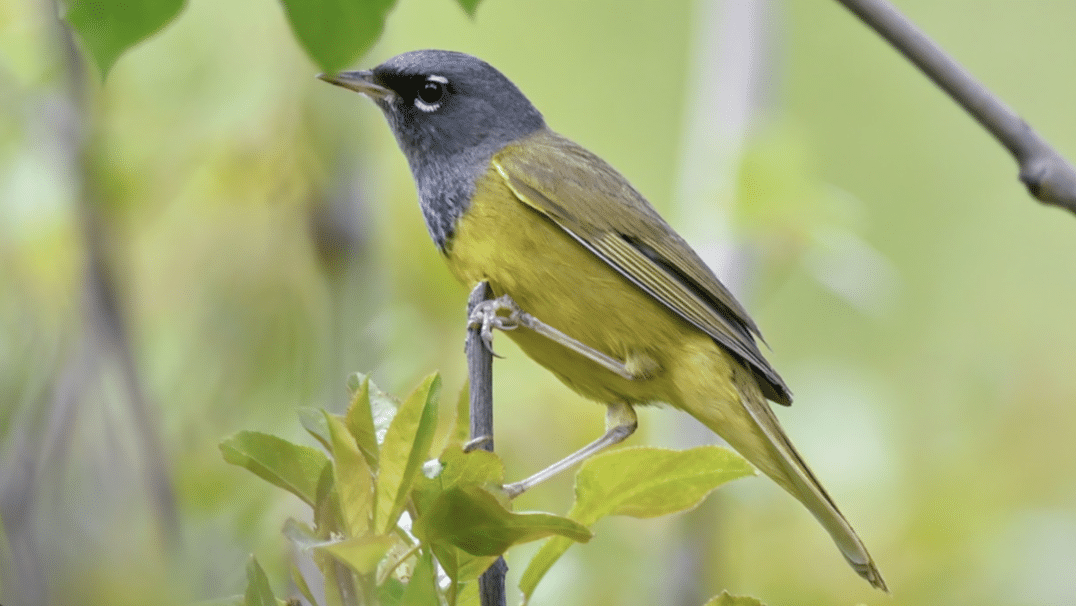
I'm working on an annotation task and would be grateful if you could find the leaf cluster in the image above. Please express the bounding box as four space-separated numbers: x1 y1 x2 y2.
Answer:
219 372 761 605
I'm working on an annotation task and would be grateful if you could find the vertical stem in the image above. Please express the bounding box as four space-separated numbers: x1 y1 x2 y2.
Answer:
465 282 507 606
467 282 495 451
44 0 178 543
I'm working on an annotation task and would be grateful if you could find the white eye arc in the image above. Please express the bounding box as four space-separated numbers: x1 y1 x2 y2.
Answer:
414 75 448 112
414 98 439 113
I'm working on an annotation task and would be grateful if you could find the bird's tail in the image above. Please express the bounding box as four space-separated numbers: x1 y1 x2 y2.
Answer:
677 356 888 591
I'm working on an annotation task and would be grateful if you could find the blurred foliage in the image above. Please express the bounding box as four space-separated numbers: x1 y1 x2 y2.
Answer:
2 0 1076 605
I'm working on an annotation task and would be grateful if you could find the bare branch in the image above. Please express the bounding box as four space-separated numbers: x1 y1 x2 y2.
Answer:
834 0 1076 214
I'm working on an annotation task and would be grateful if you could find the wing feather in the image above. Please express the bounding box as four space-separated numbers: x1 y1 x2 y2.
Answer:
493 130 791 404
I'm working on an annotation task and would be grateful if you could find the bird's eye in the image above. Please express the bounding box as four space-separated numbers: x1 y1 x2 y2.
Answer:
417 81 445 106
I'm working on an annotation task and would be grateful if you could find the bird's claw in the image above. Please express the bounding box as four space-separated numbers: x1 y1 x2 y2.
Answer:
468 295 524 357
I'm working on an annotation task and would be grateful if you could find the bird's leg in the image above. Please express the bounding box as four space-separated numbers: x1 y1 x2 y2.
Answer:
467 294 638 380
503 402 637 498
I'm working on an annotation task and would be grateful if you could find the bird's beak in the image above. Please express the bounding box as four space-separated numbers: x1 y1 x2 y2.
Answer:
317 70 393 101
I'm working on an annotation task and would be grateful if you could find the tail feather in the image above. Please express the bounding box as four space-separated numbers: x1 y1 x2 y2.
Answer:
679 356 888 591
737 380 888 591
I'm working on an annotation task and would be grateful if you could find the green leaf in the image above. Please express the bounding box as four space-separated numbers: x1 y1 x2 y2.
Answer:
703 591 767 606
415 486 590 557
63 0 185 77
378 579 405 606
346 376 380 469
454 0 482 17
412 445 505 518
317 535 395 576
375 373 441 534
449 381 472 450
519 446 754 601
571 445 755 521
221 431 332 508
457 580 480 606
320 554 347 606
368 377 400 436
431 542 497 586
399 550 438 606
312 467 343 539
298 407 333 451
289 561 319 606
278 0 397 74
325 412 374 536
430 381 464 456
519 535 573 604
437 446 504 492
413 447 507 584
244 556 277 606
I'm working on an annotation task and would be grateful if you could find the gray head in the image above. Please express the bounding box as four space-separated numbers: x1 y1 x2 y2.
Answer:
320 50 546 249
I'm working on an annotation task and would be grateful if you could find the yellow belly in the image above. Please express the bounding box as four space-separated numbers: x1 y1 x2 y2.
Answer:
444 166 730 407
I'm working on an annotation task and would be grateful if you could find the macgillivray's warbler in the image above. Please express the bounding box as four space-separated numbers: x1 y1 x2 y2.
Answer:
319 50 886 590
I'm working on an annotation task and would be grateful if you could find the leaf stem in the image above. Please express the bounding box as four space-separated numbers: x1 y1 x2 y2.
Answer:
378 542 422 586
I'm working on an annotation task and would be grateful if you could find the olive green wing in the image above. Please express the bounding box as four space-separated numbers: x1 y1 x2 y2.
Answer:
492 130 791 405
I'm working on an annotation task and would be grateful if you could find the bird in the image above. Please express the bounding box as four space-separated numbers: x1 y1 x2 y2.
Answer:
319 49 886 590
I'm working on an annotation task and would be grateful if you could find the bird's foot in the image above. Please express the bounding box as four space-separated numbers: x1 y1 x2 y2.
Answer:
467 295 524 357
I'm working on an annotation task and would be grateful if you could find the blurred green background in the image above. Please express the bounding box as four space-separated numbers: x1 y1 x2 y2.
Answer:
2 0 1076 605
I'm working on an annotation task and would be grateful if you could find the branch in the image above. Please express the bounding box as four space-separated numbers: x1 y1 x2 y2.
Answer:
465 282 507 606
834 0 1076 214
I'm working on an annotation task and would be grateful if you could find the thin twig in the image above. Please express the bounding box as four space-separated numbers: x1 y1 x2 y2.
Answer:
465 282 507 606
834 0 1076 214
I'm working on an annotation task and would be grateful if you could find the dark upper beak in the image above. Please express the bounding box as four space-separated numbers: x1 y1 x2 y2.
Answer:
317 70 393 101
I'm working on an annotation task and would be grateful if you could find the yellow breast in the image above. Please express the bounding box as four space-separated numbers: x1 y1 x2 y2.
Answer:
443 166 710 406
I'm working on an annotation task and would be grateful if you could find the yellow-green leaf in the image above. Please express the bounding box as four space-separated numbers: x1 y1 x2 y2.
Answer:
316 535 395 576
437 447 504 492
414 486 590 557
243 556 276 606
289 562 318 606
399 550 438 606
325 411 374 536
572 445 755 521
432 541 498 586
220 431 332 508
378 579 405 606
298 407 332 451
375 373 440 534
520 446 753 601
456 578 481 606
519 536 573 605
346 375 380 469
441 381 472 453
430 381 464 456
